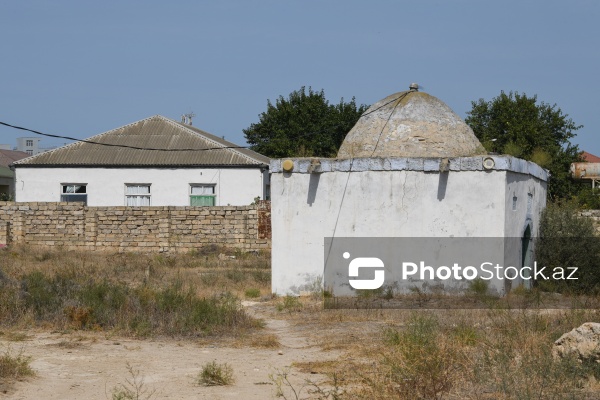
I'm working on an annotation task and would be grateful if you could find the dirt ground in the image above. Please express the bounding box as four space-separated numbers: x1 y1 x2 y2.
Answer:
1 301 340 400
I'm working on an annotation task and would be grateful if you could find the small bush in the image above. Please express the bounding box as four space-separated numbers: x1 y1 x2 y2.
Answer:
198 361 234 386
244 288 261 298
468 278 489 296
276 295 302 312
536 201 600 293
225 269 246 284
111 362 155 400
378 314 463 399
251 270 270 284
0 348 34 381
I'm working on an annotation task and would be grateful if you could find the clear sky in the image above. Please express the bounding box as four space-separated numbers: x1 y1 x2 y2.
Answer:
1 1 598 156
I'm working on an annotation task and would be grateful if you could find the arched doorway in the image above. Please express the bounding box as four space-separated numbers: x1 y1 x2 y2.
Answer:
521 224 533 289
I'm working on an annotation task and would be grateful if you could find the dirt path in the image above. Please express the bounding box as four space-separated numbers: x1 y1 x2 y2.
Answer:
1 302 339 400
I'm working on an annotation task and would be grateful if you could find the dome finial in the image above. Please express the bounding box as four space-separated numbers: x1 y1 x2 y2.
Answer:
409 83 419 92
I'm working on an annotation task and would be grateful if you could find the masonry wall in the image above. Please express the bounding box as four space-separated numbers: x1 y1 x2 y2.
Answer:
0 201 271 253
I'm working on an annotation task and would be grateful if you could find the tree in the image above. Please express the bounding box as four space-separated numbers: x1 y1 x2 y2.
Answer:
465 91 583 199
243 87 368 158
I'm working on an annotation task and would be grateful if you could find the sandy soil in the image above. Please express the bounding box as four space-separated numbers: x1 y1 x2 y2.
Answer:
1 302 339 400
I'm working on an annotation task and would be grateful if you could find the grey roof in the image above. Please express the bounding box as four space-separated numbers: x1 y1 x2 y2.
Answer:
337 90 485 159
13 115 270 168
0 150 29 168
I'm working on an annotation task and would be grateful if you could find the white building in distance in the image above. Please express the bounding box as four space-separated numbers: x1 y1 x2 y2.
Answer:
12 115 270 206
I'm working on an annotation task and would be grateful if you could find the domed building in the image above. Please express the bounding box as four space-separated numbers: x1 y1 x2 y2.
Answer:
337 88 485 159
270 86 548 299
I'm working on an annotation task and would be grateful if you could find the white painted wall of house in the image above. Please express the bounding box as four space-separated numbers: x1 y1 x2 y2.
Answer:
14 167 269 206
269 157 548 295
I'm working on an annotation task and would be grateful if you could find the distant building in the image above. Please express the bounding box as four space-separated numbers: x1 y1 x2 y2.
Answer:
12 115 270 206
581 151 600 163
570 151 600 188
16 137 42 156
0 149 30 199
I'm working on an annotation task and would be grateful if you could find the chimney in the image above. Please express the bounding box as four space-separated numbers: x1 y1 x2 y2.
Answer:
181 112 196 126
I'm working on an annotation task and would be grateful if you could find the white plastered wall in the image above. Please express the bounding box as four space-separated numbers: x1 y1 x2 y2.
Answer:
270 156 548 295
14 167 267 206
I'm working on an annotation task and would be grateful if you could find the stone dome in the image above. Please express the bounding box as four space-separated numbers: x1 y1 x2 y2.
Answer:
337 89 485 158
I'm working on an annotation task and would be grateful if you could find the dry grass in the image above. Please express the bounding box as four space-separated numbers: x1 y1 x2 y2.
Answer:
248 333 281 348
278 297 600 399
0 245 271 338
4 245 600 398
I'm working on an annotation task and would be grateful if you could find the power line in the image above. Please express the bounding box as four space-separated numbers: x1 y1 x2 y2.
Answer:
0 121 252 152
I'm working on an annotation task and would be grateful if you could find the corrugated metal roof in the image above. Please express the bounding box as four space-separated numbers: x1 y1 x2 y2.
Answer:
13 115 270 167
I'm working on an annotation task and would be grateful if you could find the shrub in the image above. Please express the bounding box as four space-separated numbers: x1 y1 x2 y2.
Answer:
276 296 302 312
244 288 261 298
0 348 34 381
111 362 155 400
378 314 464 399
198 361 234 386
535 201 600 293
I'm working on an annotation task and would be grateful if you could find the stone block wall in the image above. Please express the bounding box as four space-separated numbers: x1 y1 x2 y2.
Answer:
0 201 271 253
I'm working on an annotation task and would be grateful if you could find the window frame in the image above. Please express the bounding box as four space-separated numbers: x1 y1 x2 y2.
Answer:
125 183 152 206
60 183 88 204
189 184 216 206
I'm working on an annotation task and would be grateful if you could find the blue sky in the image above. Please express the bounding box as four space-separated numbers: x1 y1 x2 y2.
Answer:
1 1 598 156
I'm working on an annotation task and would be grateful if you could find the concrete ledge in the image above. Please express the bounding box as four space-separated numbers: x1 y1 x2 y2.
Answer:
270 156 549 182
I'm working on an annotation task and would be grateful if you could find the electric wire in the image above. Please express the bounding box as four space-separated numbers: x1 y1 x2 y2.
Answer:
0 121 251 152
369 91 410 157
325 90 414 270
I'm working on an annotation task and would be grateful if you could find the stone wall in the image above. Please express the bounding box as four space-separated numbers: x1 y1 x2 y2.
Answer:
0 201 271 253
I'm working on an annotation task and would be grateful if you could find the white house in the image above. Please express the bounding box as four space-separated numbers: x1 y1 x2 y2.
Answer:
270 86 548 296
12 115 270 206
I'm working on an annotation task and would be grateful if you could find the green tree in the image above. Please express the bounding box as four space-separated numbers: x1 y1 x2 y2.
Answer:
465 91 583 199
243 87 368 158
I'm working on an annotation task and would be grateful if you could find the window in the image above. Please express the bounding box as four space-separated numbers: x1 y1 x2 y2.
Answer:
190 184 216 206
61 184 87 204
126 184 151 206
26 140 33 147
26 150 33 155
